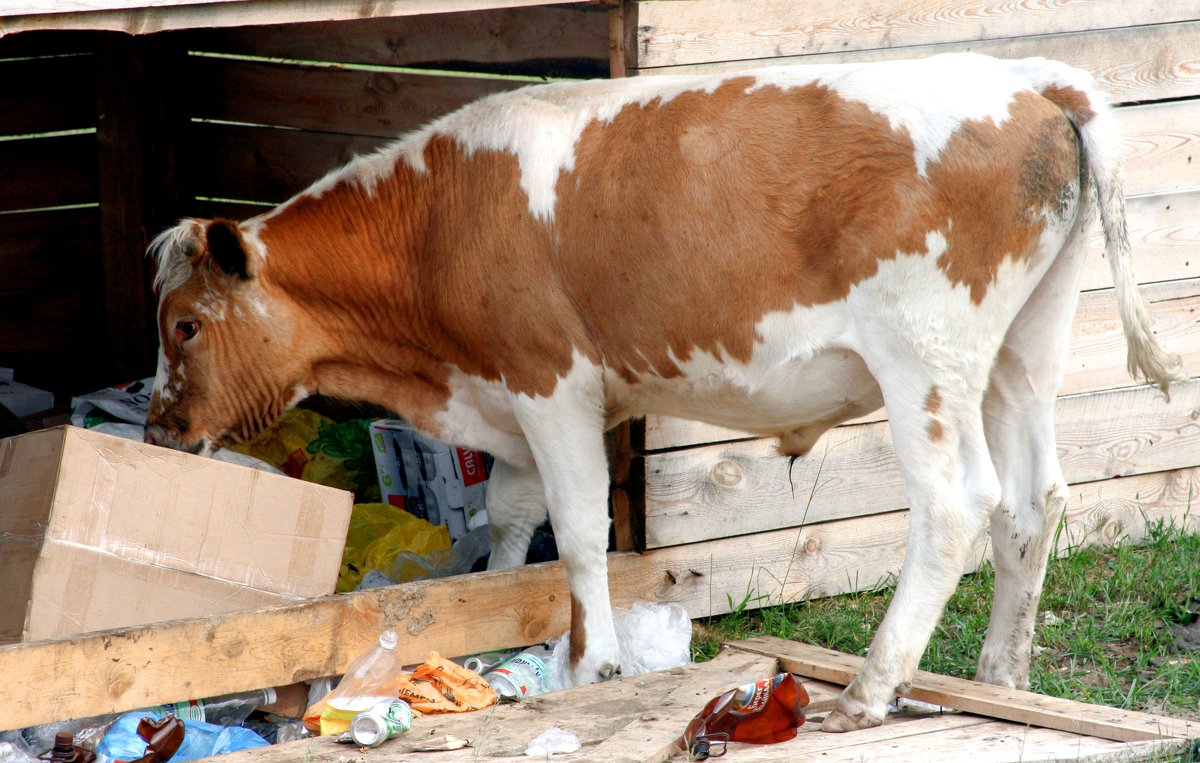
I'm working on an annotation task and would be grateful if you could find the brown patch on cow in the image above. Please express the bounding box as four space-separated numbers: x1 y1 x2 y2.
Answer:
1039 84 1097 124
569 593 587 670
924 386 942 414
242 75 1082 413
924 386 944 442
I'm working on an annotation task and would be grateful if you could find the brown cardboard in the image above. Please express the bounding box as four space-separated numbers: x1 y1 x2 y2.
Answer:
0 426 353 643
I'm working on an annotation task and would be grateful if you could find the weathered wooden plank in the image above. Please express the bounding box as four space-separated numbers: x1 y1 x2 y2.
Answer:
724 712 1188 762
0 562 574 731
1081 190 1200 291
730 637 1200 742
631 19 1200 106
188 122 388 205
188 55 529 139
186 4 609 77
4 462 1195 730
0 133 96 212
0 0 593 38
95 33 186 387
643 380 1200 548
0 54 95 137
1116 101 1200 199
626 0 1194 70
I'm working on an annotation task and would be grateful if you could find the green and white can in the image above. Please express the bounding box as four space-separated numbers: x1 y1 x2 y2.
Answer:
349 699 413 747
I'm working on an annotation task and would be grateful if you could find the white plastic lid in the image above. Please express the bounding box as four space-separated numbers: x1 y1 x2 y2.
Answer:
379 630 398 650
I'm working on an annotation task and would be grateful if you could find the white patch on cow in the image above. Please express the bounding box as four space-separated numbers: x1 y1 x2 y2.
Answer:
753 53 1021 177
432 368 535 468
397 74 768 222
153 349 178 406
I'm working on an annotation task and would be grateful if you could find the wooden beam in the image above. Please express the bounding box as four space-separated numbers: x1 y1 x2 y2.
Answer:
728 636 1200 743
184 4 610 77
95 32 187 383
626 0 1195 70
630 19 1200 107
607 0 628 78
0 0 594 37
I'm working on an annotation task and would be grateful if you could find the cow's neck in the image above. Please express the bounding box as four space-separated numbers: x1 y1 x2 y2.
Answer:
253 160 454 429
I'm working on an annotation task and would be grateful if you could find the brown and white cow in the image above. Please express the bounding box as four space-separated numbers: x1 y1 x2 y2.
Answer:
145 53 1181 731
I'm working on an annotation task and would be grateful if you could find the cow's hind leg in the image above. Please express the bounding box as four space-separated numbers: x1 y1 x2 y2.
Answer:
511 369 620 685
486 460 549 570
824 359 1000 731
976 235 1084 688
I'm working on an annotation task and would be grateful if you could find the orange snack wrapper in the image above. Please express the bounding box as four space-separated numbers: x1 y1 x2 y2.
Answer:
304 651 496 733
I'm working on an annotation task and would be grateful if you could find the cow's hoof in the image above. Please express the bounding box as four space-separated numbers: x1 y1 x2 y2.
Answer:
598 662 620 681
821 708 883 733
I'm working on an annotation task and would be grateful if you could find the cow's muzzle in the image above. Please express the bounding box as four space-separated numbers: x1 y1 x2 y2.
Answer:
144 423 204 455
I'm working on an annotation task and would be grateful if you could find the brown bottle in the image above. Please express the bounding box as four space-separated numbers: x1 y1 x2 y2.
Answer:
678 673 809 760
37 732 97 763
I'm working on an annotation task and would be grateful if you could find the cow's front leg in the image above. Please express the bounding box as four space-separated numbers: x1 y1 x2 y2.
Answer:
512 376 619 686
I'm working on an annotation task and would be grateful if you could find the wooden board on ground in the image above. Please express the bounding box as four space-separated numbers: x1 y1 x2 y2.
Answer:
199 637 1196 762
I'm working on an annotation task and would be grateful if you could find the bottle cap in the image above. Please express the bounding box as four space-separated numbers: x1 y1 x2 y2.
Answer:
379 630 398 650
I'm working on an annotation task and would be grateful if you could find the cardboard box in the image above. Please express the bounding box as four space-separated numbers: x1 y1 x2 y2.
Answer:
0 426 353 644
369 419 491 541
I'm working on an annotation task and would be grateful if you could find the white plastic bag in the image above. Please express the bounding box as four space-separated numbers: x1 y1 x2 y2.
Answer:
545 602 692 691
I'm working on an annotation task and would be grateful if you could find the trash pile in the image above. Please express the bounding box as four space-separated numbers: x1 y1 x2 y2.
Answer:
2 601 697 760
0 380 701 759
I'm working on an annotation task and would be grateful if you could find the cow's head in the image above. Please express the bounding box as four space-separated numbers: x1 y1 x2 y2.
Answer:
145 218 309 455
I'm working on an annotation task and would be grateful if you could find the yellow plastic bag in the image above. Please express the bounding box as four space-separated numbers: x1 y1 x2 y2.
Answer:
229 408 368 494
338 503 451 592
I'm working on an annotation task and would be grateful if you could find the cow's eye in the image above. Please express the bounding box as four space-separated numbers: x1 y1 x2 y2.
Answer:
175 320 200 344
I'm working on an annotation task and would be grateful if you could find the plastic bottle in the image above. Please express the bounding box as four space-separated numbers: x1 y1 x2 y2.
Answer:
149 688 277 725
318 629 402 736
677 673 809 760
482 644 554 698
36 732 96 763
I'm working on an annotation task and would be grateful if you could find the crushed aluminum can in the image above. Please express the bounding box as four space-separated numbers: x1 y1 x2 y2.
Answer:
349 699 413 748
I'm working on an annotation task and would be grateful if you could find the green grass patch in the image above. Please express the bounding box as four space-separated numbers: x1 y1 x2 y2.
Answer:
693 521 1200 720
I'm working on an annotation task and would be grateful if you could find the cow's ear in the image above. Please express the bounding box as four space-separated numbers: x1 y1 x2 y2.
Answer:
205 219 250 279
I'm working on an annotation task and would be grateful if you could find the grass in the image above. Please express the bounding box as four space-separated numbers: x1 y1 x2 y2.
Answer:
692 520 1200 722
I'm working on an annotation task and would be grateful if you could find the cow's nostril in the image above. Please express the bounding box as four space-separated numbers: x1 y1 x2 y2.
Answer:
144 424 170 448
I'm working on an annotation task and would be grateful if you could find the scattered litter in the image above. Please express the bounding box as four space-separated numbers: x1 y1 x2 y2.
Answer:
545 602 693 691
889 696 950 714
395 734 471 752
677 673 809 761
524 727 582 756
96 712 268 761
483 644 555 698
313 629 403 736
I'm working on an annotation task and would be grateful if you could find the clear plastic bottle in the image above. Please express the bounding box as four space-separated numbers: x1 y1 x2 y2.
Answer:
482 644 554 698
149 688 277 726
318 629 402 736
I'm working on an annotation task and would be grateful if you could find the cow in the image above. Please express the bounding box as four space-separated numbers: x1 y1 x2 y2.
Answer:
145 53 1181 732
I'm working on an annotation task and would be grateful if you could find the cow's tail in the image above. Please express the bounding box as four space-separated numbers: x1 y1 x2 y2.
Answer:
1032 61 1184 393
